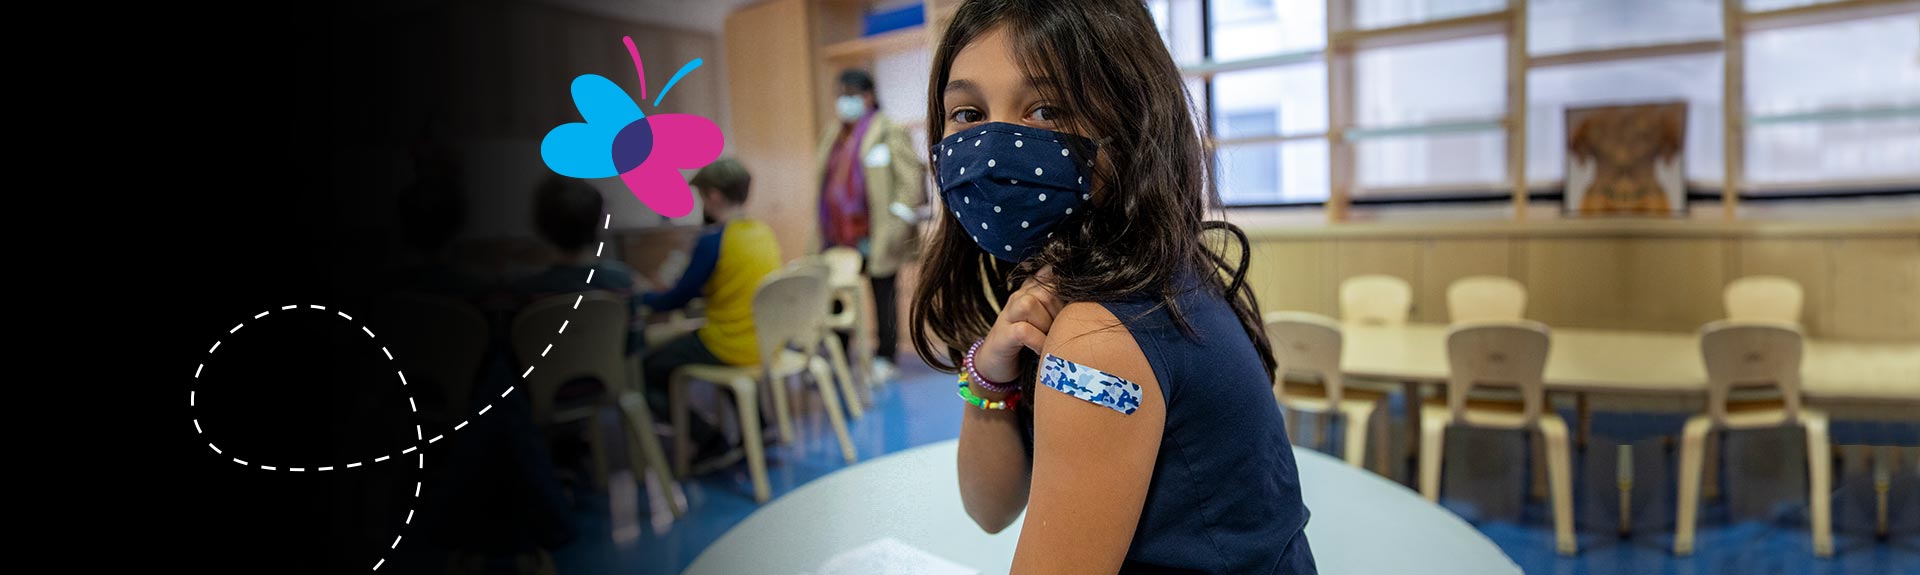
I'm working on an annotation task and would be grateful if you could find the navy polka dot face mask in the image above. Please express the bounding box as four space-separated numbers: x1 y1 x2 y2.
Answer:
933 122 1096 263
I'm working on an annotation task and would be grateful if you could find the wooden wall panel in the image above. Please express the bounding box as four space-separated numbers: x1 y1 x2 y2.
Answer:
726 0 818 262
1523 238 1628 329
1623 239 1729 332
1829 238 1920 340
1250 240 1335 317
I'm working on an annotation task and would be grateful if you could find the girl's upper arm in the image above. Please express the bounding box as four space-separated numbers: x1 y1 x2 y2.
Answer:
1011 301 1166 574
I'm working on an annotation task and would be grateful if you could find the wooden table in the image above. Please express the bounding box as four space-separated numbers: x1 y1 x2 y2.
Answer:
1340 323 1920 404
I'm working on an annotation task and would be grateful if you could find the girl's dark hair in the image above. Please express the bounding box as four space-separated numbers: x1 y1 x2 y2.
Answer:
910 0 1276 385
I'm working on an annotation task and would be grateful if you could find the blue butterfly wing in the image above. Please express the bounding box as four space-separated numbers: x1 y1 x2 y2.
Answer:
540 74 645 178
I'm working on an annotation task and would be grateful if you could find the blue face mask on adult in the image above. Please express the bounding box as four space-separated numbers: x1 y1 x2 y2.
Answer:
933 122 1096 262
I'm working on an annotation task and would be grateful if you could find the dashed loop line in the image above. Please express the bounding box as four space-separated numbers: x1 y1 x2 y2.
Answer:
191 218 611 570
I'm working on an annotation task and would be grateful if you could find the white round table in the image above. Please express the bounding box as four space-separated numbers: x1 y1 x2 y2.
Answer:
685 439 1519 574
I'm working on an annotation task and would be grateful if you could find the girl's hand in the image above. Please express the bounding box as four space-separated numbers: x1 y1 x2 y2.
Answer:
971 266 1063 387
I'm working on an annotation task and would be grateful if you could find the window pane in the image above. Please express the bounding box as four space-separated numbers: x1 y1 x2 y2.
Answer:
1529 0 1722 56
1151 0 1170 41
1151 0 1207 66
1355 130 1506 192
1748 116 1920 189
1217 139 1331 204
1745 0 1845 11
1528 53 1725 184
1210 0 1326 61
1355 35 1506 127
1353 0 1506 30
1747 15 1920 117
1212 63 1329 139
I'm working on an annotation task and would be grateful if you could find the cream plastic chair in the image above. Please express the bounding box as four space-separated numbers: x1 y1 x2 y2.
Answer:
509 292 619 490
1265 311 1391 474
1447 276 1527 323
513 293 681 516
1336 274 1416 472
1340 274 1413 326
1419 321 1576 556
617 357 683 518
668 266 856 503
1697 276 1806 500
1725 276 1803 324
1675 321 1831 557
821 247 871 408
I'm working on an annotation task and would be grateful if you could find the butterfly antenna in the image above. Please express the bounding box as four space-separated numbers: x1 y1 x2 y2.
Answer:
624 36 648 101
653 59 704 107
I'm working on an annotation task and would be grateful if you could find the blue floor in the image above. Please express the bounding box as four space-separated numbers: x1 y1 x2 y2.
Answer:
553 358 1920 574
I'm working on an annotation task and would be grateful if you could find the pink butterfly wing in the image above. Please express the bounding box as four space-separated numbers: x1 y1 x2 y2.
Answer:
618 114 724 219
620 165 697 219
645 114 725 168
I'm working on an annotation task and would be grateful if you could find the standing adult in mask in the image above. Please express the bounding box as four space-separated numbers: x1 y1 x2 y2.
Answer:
817 68 926 384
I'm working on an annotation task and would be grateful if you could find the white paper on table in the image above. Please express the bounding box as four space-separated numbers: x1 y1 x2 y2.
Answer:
799 537 979 575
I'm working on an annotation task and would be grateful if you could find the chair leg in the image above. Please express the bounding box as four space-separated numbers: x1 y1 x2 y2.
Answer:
1576 392 1591 450
618 392 682 517
1703 429 1720 500
1539 417 1578 556
1875 446 1893 538
1286 406 1301 444
1372 400 1392 477
1532 432 1549 501
1418 406 1449 503
822 335 863 420
669 377 692 479
1618 444 1634 537
1341 403 1372 469
588 408 610 489
1804 412 1833 558
1674 416 1713 556
810 358 857 464
1403 381 1423 464
764 369 795 444
1318 413 1334 454
731 377 771 503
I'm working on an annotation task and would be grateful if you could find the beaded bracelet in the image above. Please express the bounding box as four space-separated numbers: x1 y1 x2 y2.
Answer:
964 339 1019 395
957 373 1021 411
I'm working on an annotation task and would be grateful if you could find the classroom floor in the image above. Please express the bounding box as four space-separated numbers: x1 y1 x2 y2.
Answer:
553 357 1920 575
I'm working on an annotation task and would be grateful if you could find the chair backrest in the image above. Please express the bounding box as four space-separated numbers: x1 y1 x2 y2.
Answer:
376 292 490 416
1264 311 1346 406
1724 275 1803 325
1340 274 1413 326
510 291 627 424
821 247 865 324
1448 276 1527 323
752 264 832 370
1699 320 1803 426
1445 321 1552 427
822 247 865 289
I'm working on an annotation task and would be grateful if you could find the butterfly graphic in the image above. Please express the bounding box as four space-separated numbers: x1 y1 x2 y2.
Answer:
542 36 724 219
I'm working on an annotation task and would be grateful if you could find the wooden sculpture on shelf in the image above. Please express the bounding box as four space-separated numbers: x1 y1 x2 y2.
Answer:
1565 102 1687 216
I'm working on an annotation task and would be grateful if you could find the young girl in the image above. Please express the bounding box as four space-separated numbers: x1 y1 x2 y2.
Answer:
911 1 1317 573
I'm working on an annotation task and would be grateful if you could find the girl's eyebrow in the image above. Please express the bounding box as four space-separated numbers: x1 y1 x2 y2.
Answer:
1018 76 1059 98
943 78 984 102
944 77 1061 103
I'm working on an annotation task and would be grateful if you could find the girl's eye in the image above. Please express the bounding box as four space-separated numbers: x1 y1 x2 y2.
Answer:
1027 105 1062 123
949 108 983 124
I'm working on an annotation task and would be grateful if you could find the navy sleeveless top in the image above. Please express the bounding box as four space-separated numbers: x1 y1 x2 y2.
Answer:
1021 270 1317 574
